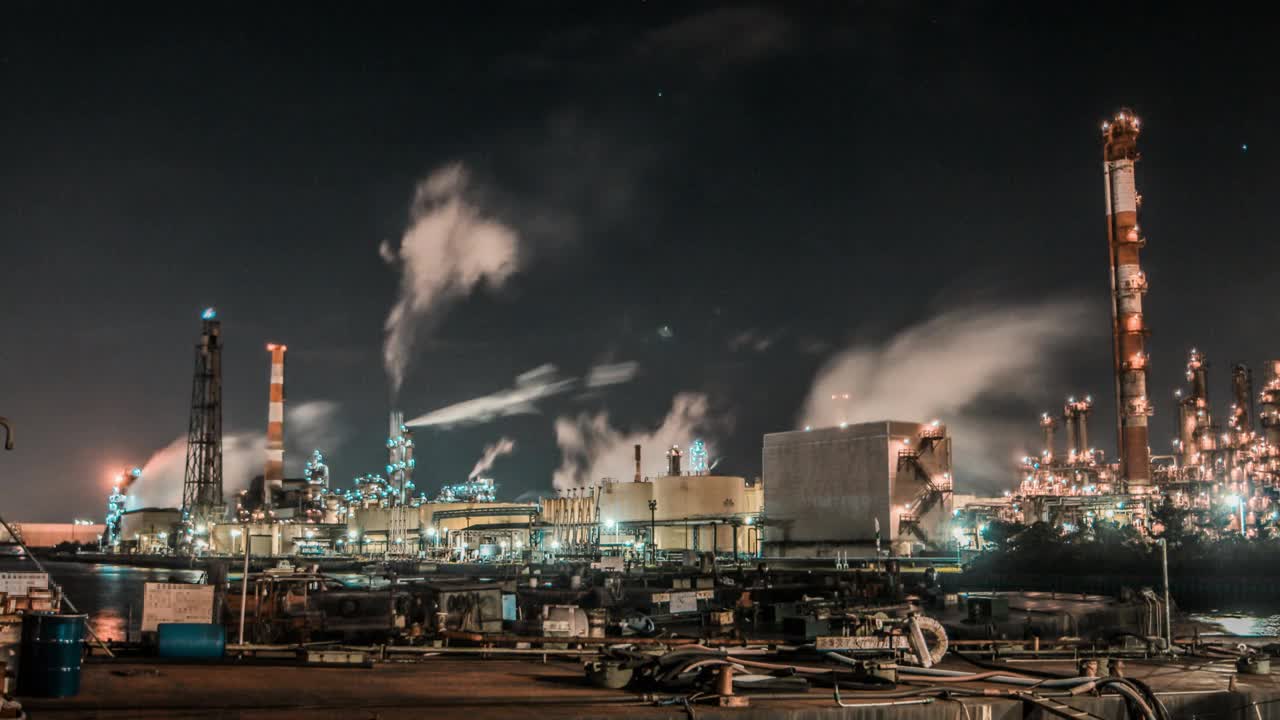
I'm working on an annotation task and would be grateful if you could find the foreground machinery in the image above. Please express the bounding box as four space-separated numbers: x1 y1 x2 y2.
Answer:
219 559 950 664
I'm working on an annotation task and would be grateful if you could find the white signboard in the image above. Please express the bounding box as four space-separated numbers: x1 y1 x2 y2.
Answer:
669 591 698 614
141 582 214 632
0 572 48 597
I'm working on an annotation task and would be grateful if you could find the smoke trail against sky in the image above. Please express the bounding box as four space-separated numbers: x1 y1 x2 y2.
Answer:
381 164 521 395
585 361 639 388
798 301 1093 493
469 437 516 480
407 362 638 429
127 401 344 510
552 392 712 489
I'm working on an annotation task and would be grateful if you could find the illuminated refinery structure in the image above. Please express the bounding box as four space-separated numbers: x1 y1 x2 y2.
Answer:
180 307 226 547
104 467 141 548
977 110 1280 541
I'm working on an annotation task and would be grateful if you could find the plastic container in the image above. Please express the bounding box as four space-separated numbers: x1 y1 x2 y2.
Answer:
157 623 225 659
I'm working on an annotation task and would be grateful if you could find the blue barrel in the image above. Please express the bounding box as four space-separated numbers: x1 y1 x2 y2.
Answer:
157 623 225 658
16 612 86 698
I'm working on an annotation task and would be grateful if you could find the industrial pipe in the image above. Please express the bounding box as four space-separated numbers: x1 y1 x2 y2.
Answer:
439 630 773 647
895 665 1095 689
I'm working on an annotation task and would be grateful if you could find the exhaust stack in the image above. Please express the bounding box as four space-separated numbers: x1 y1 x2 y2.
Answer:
264 343 287 507
1102 109 1153 491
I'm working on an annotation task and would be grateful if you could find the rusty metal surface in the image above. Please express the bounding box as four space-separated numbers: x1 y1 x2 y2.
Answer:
21 654 1280 719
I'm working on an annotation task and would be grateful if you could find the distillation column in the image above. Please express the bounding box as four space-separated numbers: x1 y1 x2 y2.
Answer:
1260 361 1280 456
1040 413 1056 462
1230 364 1254 442
1102 109 1153 492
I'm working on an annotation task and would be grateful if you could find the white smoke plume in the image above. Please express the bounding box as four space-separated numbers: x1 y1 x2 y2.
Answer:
407 362 638 429
798 301 1092 492
469 437 516 480
381 164 521 395
553 392 712 489
126 401 344 510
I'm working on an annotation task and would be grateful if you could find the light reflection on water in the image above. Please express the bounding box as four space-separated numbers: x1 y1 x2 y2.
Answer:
1190 612 1280 637
0 558 375 641
0 558 204 642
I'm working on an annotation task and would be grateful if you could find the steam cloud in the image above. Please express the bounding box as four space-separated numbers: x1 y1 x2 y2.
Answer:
126 401 344 510
553 392 712 489
798 301 1092 493
381 164 521 395
469 437 516 480
407 362 638 429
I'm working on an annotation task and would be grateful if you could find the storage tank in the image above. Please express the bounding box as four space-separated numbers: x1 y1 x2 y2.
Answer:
653 475 750 520
597 480 653 523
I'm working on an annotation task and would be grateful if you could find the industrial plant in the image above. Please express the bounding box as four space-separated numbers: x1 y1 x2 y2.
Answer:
4 107 1279 718
77 110 1280 570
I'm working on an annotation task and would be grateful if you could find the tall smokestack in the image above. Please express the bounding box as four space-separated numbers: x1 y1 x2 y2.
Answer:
634 444 642 482
1063 400 1078 462
264 343 287 508
1076 395 1092 458
1260 361 1280 448
1102 109 1153 492
667 445 682 476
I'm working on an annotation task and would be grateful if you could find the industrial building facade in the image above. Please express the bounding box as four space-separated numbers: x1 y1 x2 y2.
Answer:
763 420 952 557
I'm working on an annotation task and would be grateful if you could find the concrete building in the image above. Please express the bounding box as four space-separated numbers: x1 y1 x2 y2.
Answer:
0 522 104 548
762 420 953 558
119 508 181 554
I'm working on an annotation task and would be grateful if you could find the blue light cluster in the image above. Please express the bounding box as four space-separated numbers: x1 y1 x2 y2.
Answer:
689 439 708 474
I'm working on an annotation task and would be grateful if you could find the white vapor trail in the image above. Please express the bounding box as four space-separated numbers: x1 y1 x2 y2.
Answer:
798 300 1092 491
381 164 521 395
469 437 516 480
553 392 711 489
585 361 639 388
407 362 638 429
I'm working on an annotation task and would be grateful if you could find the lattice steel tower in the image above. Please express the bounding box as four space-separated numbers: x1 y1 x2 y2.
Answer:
182 308 225 532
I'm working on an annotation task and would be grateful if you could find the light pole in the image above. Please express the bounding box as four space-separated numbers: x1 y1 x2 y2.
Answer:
648 499 657 565
730 519 740 563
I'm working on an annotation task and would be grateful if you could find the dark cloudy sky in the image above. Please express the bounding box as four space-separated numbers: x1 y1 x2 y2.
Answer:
2 2 1277 521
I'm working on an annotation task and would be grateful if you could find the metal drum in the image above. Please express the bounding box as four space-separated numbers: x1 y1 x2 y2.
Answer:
16 612 86 698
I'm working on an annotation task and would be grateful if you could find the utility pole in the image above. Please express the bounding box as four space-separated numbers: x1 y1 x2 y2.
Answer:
1159 538 1173 652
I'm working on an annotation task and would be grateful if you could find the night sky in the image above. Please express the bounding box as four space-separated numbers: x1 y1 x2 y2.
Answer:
3 2 1277 522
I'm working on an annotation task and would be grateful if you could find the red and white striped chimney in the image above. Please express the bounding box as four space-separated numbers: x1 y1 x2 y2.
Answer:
265 343 287 506
1102 109 1152 492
